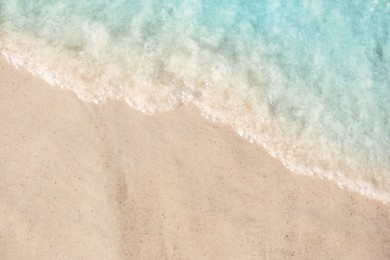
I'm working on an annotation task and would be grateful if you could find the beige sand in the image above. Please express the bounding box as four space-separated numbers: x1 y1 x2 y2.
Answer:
0 57 389 259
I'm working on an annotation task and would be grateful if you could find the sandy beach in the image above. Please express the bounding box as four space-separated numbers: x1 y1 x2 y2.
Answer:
0 57 389 259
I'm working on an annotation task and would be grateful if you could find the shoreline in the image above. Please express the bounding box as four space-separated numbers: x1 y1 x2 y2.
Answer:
1 57 390 258
2 46 389 205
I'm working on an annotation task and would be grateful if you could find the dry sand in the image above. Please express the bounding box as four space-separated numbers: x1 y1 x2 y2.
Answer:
0 57 390 259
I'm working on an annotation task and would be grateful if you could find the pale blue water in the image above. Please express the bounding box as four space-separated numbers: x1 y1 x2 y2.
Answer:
0 0 389 202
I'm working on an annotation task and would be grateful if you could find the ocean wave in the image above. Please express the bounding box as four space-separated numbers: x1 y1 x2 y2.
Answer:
1 0 389 202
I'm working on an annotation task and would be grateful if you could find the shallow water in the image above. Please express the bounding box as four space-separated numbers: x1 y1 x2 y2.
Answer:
0 0 389 202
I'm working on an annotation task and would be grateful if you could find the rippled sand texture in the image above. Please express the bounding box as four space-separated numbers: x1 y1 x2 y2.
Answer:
1 59 390 259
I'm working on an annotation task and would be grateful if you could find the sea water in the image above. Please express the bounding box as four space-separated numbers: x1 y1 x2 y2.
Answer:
0 1 389 202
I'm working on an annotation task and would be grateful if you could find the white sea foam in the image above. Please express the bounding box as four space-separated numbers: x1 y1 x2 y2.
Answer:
1 0 389 203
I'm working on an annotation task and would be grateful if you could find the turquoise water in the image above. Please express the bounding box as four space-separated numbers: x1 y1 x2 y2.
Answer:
1 1 389 202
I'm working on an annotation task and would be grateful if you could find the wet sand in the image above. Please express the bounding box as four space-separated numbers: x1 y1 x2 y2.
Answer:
1 58 389 259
